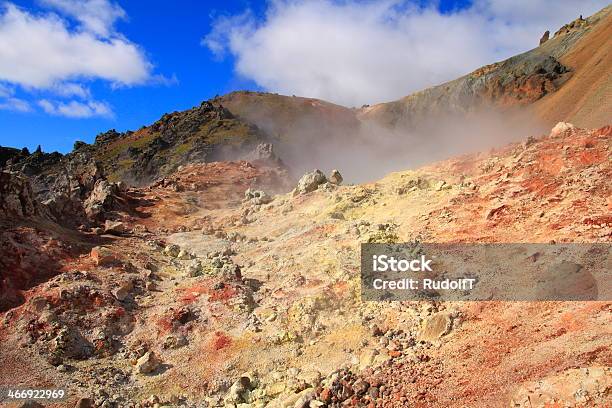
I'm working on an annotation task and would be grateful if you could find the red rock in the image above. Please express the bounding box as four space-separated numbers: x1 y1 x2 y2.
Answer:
320 388 332 403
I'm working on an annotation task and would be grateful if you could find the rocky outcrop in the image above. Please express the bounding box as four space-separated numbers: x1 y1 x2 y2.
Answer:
0 145 27 167
0 171 39 218
2 146 128 226
554 15 587 37
30 153 104 226
329 169 343 185
83 179 118 221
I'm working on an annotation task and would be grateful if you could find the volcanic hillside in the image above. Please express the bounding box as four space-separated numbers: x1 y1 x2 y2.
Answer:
0 122 609 407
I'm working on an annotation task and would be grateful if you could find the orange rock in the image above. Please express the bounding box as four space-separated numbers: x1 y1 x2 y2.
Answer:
90 246 117 267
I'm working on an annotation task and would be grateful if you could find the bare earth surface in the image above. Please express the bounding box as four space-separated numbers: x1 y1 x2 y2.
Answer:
0 124 610 407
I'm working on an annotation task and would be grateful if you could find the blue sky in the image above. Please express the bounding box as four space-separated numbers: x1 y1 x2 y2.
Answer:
0 0 606 153
0 0 267 153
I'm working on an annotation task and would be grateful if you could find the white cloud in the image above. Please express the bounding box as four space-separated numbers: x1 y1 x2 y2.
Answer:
39 0 126 37
51 83 91 99
38 99 113 118
0 97 31 112
205 0 609 106
0 2 167 119
0 83 12 98
0 83 31 112
0 4 151 89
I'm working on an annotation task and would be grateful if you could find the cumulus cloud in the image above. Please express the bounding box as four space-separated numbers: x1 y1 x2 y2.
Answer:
205 0 609 106
0 3 151 89
0 1 164 119
38 99 113 118
39 0 126 37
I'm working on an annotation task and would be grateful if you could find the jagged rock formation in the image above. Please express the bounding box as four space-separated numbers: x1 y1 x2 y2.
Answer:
91 101 270 184
0 103 285 225
0 171 39 218
4 147 108 225
532 6 612 128
241 142 284 168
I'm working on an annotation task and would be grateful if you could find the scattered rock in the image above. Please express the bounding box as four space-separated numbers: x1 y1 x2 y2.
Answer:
224 375 253 404
295 170 327 195
486 204 509 220
434 180 449 191
419 312 454 342
329 169 343 185
352 379 369 395
90 246 117 267
163 244 180 257
550 122 575 138
163 334 188 349
245 188 273 205
177 249 194 260
103 220 125 235
293 387 316 408
135 351 161 374
186 259 203 276
112 281 133 301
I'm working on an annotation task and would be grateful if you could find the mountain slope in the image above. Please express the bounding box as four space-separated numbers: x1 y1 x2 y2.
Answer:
3 102 271 189
214 91 360 140
358 6 611 130
532 6 612 127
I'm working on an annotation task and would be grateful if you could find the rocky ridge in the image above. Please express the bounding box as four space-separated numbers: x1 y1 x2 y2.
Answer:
358 6 611 130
